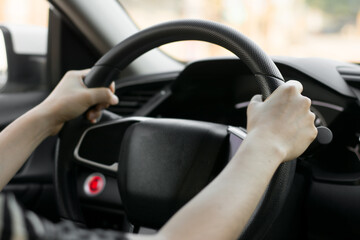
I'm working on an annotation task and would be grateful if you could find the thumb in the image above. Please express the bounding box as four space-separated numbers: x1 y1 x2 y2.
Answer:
247 94 263 113
249 94 263 104
88 88 119 106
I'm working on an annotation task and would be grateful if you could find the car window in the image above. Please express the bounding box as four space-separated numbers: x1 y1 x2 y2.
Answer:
0 0 48 91
118 0 360 63
0 30 7 88
0 0 48 27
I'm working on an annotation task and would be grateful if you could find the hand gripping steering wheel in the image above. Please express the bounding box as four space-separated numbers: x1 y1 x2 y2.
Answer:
56 20 297 240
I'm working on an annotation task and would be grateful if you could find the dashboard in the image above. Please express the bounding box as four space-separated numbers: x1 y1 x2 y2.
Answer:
109 57 360 184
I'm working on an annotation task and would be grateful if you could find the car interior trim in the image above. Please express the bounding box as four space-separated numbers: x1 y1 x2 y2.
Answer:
49 0 183 77
311 100 344 112
228 126 247 139
73 117 149 172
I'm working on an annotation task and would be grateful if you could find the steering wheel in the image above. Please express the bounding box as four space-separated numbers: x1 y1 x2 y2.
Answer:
55 20 296 240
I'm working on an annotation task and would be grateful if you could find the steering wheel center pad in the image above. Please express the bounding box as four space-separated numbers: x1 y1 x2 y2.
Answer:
118 118 228 228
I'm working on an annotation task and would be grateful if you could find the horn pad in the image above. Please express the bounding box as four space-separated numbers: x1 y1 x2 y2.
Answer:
118 118 228 228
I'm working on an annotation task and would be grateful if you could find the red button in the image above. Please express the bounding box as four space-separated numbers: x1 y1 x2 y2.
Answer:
84 173 106 196
89 176 104 193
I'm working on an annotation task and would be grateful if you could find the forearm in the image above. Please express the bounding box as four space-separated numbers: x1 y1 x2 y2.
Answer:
0 70 119 191
156 131 284 240
0 104 54 190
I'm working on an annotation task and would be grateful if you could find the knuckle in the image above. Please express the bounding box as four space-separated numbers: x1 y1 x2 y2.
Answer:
311 126 318 139
283 84 297 94
309 111 316 122
302 96 312 108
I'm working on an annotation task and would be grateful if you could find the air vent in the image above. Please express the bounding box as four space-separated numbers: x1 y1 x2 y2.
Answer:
338 66 360 89
109 81 170 116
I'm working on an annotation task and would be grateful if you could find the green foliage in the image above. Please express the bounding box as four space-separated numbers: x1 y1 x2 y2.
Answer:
306 0 360 19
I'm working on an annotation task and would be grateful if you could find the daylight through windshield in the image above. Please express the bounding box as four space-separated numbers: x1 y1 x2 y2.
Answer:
119 0 360 63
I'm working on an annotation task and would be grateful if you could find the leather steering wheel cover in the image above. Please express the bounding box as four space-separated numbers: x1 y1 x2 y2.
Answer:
59 20 296 239
84 20 284 92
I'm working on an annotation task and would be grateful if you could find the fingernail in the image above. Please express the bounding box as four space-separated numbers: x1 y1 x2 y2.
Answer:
111 94 119 104
88 112 95 120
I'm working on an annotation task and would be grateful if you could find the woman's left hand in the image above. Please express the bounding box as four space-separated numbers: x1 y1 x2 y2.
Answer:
39 69 119 135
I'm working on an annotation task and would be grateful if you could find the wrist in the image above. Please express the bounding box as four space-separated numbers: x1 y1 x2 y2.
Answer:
241 129 287 166
32 101 63 136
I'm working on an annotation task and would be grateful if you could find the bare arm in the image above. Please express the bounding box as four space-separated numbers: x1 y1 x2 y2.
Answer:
0 69 315 240
128 81 317 240
0 70 118 190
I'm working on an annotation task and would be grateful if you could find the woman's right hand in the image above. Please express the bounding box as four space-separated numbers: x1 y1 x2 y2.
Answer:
246 80 317 162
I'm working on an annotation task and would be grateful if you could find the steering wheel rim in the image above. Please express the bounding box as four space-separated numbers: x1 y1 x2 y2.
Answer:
56 19 296 240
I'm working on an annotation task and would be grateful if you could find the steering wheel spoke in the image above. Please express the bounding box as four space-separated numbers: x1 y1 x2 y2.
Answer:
74 117 150 173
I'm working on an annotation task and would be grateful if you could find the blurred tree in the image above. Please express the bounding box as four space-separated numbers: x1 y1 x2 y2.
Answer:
306 0 360 32
306 0 360 21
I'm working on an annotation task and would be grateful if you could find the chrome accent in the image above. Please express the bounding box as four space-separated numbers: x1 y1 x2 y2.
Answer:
227 126 247 160
311 100 344 112
74 117 150 172
235 100 344 112
234 101 250 109
228 126 247 139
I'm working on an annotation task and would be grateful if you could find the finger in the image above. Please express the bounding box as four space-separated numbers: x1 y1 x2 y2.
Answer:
86 109 102 123
88 88 119 106
95 103 109 111
249 94 263 103
285 80 303 93
109 82 116 94
88 103 109 121
87 105 104 121
78 69 91 79
247 95 263 111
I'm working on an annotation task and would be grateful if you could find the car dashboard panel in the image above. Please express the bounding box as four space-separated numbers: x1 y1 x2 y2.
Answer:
108 57 360 237
106 57 360 180
112 57 353 128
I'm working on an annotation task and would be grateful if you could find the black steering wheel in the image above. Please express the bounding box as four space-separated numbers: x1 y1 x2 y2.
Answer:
55 20 296 240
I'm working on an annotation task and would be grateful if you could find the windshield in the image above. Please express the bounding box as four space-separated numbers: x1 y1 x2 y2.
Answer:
118 0 360 63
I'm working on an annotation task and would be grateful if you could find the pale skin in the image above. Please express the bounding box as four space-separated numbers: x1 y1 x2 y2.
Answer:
0 69 119 189
0 70 317 240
